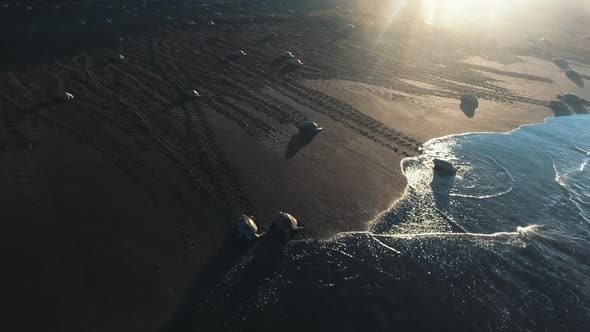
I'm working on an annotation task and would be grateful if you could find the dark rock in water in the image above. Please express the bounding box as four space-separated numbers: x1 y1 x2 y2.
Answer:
460 94 479 117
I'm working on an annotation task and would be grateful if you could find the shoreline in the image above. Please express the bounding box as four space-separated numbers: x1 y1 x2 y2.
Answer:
365 113 590 237
2 2 589 331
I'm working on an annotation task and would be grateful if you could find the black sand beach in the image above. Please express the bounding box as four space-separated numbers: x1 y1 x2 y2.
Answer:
1 1 589 331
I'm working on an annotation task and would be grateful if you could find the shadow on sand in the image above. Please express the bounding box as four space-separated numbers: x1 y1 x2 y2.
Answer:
566 74 585 88
278 62 303 76
160 233 255 332
269 55 290 67
161 233 290 332
459 103 477 118
549 103 573 117
285 131 318 159
566 102 589 114
554 63 571 71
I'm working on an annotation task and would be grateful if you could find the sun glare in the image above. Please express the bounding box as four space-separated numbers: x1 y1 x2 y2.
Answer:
415 0 533 28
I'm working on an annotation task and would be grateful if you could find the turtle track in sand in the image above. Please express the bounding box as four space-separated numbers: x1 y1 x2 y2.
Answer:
0 10 562 224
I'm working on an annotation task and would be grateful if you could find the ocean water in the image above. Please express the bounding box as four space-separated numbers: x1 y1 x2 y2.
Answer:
189 115 590 331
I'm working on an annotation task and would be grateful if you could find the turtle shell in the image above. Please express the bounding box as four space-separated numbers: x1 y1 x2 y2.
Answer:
288 58 304 66
298 121 323 132
271 212 299 239
282 51 295 58
237 215 259 240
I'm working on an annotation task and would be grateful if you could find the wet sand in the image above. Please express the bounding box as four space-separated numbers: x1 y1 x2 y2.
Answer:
1 1 589 331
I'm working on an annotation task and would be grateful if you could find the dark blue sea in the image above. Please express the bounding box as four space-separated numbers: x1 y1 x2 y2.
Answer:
190 115 590 331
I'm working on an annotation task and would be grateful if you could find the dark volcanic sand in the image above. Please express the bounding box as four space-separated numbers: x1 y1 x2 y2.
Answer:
1 1 590 331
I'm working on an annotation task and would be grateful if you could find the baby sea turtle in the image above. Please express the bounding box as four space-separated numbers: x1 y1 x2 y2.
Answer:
297 121 323 134
269 212 300 240
236 215 263 240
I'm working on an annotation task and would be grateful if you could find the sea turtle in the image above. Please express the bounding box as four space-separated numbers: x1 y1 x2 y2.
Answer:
557 92 585 105
281 51 295 59
287 58 304 67
539 37 552 46
433 158 456 174
64 92 75 101
269 212 300 240
230 49 247 57
236 215 263 240
297 121 323 134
